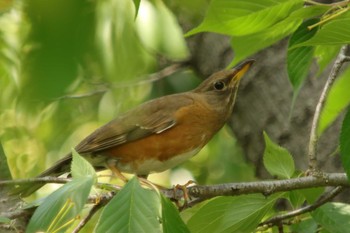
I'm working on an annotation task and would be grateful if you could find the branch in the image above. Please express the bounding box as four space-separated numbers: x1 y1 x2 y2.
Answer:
259 186 345 229
308 45 349 171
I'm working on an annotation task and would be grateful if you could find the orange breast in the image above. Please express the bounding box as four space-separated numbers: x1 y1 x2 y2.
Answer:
101 101 225 174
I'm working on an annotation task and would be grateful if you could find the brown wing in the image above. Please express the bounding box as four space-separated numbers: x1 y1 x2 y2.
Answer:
75 93 194 154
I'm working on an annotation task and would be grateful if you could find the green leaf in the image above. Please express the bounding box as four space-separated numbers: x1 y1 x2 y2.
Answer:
300 187 324 203
0 216 11 224
186 0 303 37
312 202 350 233
230 16 302 66
291 218 318 233
296 10 350 46
319 66 350 135
229 5 328 66
0 141 12 180
95 177 162 233
314 45 342 76
287 19 318 93
289 190 306 208
340 108 350 181
161 195 190 233
26 178 94 233
187 194 281 233
71 149 97 180
132 0 140 18
263 132 295 179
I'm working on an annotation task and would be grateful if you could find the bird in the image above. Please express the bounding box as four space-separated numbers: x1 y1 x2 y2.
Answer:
14 60 254 196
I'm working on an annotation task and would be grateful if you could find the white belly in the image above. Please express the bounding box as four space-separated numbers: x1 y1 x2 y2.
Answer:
117 147 201 175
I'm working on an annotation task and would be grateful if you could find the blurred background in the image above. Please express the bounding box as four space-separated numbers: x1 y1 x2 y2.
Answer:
0 0 255 193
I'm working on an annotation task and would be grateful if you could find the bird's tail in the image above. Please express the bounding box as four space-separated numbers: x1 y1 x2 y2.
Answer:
11 153 72 197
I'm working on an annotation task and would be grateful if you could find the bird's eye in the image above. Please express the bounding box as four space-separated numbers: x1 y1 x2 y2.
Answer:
213 81 225 90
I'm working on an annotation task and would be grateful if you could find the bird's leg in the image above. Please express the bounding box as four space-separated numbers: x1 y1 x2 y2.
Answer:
174 180 196 209
137 175 168 190
106 163 129 183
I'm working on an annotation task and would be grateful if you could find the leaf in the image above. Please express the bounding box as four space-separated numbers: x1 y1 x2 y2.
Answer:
314 45 342 76
289 190 306 208
161 194 190 233
95 177 162 233
340 107 350 181
71 149 97 180
291 218 318 233
0 141 12 180
312 202 350 233
319 66 350 135
132 0 140 18
287 19 318 93
300 187 324 203
296 10 350 46
186 0 303 37
263 132 295 179
230 16 302 66
26 178 94 233
187 194 281 233
0 216 11 224
229 5 328 66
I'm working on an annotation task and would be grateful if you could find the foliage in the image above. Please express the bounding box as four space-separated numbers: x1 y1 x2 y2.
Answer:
1 0 350 232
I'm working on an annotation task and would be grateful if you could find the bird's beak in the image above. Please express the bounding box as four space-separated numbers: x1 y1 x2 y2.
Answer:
229 59 255 87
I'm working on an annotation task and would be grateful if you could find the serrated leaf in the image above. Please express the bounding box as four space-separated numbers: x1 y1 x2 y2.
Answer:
263 132 295 179
95 177 161 233
312 202 350 233
161 195 190 233
340 108 350 181
26 178 94 233
319 66 350 135
186 0 303 37
287 19 318 92
295 10 350 46
187 194 281 233
71 149 97 180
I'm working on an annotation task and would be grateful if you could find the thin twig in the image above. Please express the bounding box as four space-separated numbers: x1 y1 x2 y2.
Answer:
0 177 71 186
55 61 189 100
72 202 105 233
308 45 349 172
260 186 344 228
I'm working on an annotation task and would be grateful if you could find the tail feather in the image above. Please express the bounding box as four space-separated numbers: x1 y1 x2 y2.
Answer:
11 153 72 197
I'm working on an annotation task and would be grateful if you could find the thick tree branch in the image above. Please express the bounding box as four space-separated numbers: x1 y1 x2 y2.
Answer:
308 45 349 171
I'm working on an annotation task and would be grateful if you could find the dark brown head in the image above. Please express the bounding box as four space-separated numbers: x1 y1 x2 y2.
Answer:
194 60 254 119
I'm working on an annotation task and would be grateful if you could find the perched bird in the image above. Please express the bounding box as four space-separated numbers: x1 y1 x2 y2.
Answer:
15 60 254 196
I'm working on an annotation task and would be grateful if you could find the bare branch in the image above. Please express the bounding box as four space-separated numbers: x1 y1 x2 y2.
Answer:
260 186 345 228
308 45 349 171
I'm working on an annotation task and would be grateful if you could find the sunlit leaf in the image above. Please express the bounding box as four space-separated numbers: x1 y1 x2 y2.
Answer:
186 0 303 37
295 10 350 46
71 149 97 180
319 66 350 135
187 194 281 233
340 108 350 181
95 177 161 233
26 178 94 233
229 5 328 66
313 202 350 233
161 195 190 233
263 132 295 179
